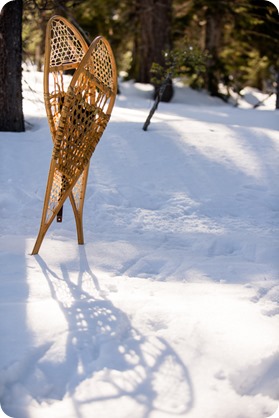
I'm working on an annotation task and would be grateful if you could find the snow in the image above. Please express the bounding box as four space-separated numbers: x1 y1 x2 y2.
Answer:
0 70 279 418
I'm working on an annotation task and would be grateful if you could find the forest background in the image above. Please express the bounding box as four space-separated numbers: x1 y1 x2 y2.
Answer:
0 0 279 132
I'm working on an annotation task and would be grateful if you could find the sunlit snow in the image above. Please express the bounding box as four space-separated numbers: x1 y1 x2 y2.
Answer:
0 70 278 418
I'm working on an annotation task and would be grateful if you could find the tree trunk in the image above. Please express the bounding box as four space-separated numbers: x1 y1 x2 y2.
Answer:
130 0 172 83
204 6 224 97
0 0 24 132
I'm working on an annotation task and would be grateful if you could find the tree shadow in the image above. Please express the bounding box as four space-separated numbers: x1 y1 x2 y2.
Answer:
230 350 279 401
0 237 32 418
250 282 279 317
30 247 194 417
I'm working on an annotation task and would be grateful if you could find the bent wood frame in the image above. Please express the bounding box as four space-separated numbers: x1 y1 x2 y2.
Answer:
32 16 117 254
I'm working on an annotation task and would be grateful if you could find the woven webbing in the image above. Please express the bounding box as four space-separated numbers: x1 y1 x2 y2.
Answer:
85 37 115 91
53 87 110 179
49 18 86 69
46 169 68 222
45 17 88 141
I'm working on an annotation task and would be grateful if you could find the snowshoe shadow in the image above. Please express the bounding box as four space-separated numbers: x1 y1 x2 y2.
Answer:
27 249 194 417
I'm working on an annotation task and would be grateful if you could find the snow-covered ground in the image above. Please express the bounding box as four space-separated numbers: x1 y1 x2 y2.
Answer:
0 70 279 418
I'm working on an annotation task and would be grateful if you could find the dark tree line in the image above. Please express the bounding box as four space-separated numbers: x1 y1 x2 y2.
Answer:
0 0 278 131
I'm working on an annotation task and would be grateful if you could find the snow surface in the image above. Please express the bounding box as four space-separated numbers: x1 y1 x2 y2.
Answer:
0 70 279 418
